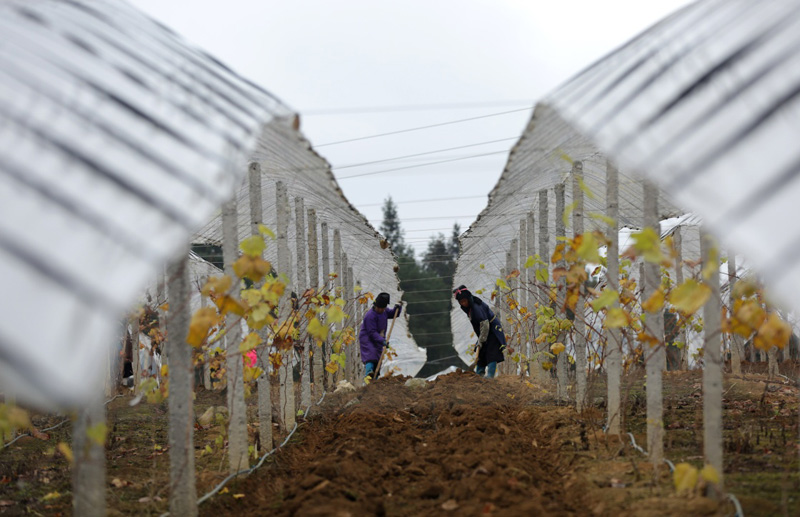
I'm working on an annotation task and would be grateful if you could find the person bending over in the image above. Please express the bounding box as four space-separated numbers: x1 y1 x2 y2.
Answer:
453 285 506 378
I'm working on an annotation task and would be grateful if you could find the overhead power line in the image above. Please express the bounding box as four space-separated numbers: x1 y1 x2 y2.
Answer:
334 136 519 170
301 100 534 115
337 149 510 181
315 107 534 147
356 194 485 208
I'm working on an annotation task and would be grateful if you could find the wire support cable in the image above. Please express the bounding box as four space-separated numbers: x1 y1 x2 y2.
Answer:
315 107 534 147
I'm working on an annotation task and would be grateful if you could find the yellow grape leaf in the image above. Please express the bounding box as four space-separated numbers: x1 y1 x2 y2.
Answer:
187 307 218 347
232 255 271 282
604 307 630 328
542 361 553 371
161 364 169 378
631 227 664 263
576 232 601 264
754 312 791 351
239 332 262 354
327 305 346 325
673 463 699 492
325 361 339 374
334 298 346 307
700 464 720 485
591 289 618 312
668 279 711 316
550 342 565 355
159 303 169 312
239 235 266 257
86 423 107 446
258 224 276 240
642 288 665 313
202 275 232 296
307 317 328 342
41 492 62 502
496 278 509 290
215 295 246 317
507 269 520 279
731 278 758 299
233 493 246 499
479 263 485 269
535 267 549 283
551 242 566 264
57 442 73 463
523 255 536 269
240 288 263 306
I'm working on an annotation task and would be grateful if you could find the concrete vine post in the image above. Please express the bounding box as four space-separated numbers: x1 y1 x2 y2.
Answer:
355 279 365 381
222 195 249 473
727 252 743 376
642 181 665 467
166 251 198 516
157 271 168 368
572 160 587 412
72 389 106 517
537 190 550 384
307 208 323 399
701 228 724 489
510 237 519 375
673 226 689 370
342 253 353 382
526 214 536 376
320 222 332 390
294 197 311 410
520 218 531 375
275 181 295 432
333 229 343 383
346 265 357 382
200 292 212 391
605 160 622 435
555 183 568 402
248 162 272 452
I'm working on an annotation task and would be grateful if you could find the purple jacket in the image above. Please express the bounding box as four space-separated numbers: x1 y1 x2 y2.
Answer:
358 305 401 363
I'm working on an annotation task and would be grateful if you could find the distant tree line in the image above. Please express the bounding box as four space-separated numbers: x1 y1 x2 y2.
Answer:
379 197 467 374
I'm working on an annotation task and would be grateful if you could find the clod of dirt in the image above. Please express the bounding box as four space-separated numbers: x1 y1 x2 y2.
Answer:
334 380 357 393
404 378 427 389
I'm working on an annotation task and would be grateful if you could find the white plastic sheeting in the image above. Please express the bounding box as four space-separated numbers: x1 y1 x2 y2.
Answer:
546 0 800 317
0 0 291 408
193 121 424 377
451 103 682 364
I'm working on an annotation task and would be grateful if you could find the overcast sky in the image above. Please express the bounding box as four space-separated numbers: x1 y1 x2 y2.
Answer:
129 0 693 256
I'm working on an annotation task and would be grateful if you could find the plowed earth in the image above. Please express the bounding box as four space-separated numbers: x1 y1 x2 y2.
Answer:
1 366 798 516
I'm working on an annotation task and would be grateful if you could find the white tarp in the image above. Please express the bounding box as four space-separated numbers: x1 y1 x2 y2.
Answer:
546 0 800 316
0 0 292 408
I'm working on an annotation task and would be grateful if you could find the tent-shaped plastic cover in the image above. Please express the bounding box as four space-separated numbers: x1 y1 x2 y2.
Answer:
546 0 800 316
453 0 800 361
192 121 424 377
0 0 293 408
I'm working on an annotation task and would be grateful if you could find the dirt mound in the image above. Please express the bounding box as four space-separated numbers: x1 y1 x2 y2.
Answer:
204 371 591 516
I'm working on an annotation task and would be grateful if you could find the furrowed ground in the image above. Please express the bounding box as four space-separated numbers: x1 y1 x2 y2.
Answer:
1 366 798 516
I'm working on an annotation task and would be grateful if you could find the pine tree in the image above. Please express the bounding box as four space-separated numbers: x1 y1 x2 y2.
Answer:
379 197 409 257
422 233 455 279
448 223 461 261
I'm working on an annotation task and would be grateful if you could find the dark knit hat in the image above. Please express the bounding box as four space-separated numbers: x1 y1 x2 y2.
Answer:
375 292 390 308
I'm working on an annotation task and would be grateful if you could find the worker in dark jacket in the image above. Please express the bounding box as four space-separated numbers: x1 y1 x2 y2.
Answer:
359 292 402 380
454 285 505 378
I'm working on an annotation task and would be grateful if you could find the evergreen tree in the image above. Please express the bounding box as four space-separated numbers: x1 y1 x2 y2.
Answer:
422 233 455 279
448 223 461 261
379 197 409 257
378 200 466 373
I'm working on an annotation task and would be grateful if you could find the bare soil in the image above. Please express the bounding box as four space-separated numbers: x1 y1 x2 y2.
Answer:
1 363 798 516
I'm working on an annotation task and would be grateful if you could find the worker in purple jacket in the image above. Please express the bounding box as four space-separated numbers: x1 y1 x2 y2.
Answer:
359 292 402 380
